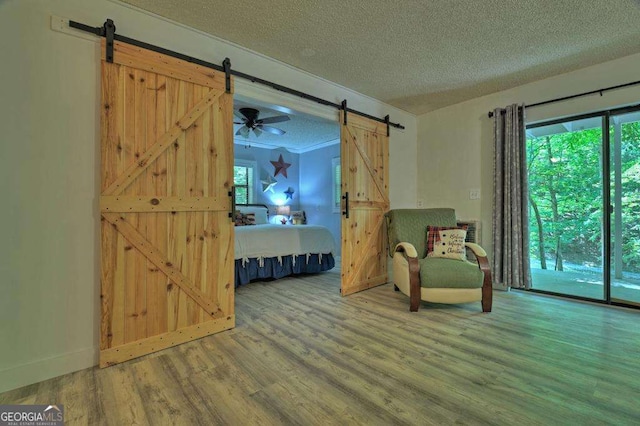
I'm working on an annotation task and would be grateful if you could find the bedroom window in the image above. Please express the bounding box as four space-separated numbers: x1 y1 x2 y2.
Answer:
332 157 341 213
234 160 256 204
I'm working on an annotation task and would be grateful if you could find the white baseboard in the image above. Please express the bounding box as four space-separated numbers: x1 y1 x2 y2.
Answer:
0 347 98 394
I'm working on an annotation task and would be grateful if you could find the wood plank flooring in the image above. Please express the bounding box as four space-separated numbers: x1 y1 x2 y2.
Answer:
2 265 640 425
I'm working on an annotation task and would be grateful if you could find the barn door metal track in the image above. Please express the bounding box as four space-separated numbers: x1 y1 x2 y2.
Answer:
69 19 404 133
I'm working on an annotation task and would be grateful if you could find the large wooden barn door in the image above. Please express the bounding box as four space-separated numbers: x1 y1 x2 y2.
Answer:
340 112 390 296
100 40 234 367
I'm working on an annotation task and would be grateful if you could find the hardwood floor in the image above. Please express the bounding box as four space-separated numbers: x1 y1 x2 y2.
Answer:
2 266 640 425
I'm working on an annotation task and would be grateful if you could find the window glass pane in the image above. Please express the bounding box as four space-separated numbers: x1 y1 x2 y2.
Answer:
234 166 247 185
234 161 256 205
235 187 248 205
526 117 604 300
335 165 341 206
247 167 254 204
610 112 640 304
526 107 640 305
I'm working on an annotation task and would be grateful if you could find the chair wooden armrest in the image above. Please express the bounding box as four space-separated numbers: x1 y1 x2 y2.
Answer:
465 242 492 312
394 242 418 258
394 243 421 312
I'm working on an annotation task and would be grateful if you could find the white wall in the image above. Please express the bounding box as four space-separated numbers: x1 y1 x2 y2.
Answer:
417 52 640 288
0 0 417 392
299 143 342 255
234 145 302 212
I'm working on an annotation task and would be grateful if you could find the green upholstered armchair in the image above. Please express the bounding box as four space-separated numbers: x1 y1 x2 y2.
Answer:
386 208 492 312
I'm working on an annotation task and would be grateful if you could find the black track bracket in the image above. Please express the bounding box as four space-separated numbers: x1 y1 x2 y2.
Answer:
384 115 390 136
223 58 231 93
102 19 116 63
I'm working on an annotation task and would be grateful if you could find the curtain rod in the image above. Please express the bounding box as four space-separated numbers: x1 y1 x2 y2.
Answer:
68 19 405 131
487 79 640 118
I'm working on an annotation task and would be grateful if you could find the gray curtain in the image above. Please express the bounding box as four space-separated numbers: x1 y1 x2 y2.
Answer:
492 104 531 289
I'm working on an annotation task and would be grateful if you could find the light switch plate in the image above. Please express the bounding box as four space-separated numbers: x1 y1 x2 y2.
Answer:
470 189 480 200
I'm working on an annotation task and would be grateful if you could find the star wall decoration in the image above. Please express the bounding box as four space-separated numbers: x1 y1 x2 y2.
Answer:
261 174 277 193
284 187 295 200
270 154 291 178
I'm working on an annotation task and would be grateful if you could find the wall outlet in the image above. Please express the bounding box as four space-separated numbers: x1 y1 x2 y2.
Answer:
417 199 424 208
469 189 481 200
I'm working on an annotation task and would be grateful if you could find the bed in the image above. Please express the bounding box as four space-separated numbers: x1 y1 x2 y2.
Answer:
234 204 336 287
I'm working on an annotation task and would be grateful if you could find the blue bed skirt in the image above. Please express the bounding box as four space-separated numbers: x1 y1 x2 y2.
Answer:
235 253 335 287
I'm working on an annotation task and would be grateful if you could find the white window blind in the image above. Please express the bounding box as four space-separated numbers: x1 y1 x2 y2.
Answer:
332 157 341 213
233 159 256 204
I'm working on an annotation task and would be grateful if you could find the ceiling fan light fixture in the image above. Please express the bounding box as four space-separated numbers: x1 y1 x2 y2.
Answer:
236 126 250 138
234 107 289 138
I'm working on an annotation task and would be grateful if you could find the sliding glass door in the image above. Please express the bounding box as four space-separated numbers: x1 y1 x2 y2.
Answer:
526 106 640 306
526 116 605 300
610 110 640 304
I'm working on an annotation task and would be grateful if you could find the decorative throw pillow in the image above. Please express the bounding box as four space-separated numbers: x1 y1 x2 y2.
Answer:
234 211 246 226
290 210 307 225
234 211 256 226
244 212 256 225
426 226 468 260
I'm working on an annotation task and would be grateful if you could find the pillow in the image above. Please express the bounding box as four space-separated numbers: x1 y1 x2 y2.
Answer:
234 211 256 226
426 226 467 260
234 210 246 226
244 212 256 225
237 206 268 224
290 210 307 225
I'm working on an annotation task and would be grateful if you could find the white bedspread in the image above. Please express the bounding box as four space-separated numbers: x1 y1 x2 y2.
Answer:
234 224 336 261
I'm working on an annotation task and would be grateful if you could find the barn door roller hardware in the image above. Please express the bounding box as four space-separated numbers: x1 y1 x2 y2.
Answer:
68 18 405 132
67 19 117 62
341 100 348 125
222 58 231 94
103 19 115 63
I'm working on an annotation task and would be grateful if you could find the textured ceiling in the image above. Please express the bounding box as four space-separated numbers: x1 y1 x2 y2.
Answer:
121 0 640 115
233 97 339 153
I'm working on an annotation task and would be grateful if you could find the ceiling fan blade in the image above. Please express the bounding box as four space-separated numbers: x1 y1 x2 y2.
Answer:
236 126 250 138
260 125 286 136
252 127 263 137
234 110 245 120
258 115 290 125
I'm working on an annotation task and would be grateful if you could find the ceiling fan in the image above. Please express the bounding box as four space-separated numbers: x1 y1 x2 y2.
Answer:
234 107 290 137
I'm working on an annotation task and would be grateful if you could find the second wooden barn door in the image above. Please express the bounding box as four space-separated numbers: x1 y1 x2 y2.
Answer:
340 112 390 296
100 40 234 367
